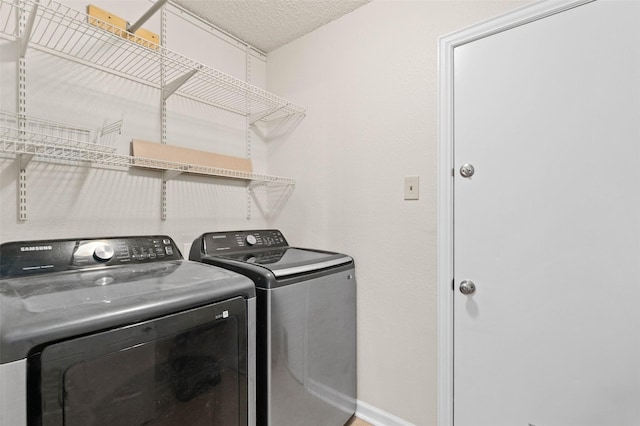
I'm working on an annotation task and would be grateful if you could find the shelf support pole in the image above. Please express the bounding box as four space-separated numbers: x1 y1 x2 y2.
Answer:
18 154 33 222
126 0 168 34
160 5 168 221
162 67 200 100
161 177 169 220
161 171 179 221
245 46 253 220
16 0 38 221
160 168 186 220
19 0 39 58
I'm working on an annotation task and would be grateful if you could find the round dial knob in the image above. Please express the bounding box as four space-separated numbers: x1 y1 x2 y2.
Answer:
245 235 257 246
93 244 115 262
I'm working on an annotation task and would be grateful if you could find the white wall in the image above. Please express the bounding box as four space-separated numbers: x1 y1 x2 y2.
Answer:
266 1 528 424
0 1 269 250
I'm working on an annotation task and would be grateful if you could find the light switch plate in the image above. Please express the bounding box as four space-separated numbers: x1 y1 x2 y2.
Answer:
404 176 419 200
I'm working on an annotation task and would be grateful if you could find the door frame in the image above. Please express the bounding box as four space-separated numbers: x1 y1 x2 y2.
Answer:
436 1 593 425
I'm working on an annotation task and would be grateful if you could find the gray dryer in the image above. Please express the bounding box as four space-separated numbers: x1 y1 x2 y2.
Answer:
0 235 256 426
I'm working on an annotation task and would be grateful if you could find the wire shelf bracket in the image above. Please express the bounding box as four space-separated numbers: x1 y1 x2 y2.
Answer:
248 181 295 219
18 152 33 168
248 105 287 126
126 0 168 34
162 168 185 181
162 66 201 101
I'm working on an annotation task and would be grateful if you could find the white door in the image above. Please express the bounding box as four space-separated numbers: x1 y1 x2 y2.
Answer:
452 1 640 425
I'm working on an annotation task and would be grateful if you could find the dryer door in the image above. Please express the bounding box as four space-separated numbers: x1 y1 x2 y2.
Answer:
30 297 249 426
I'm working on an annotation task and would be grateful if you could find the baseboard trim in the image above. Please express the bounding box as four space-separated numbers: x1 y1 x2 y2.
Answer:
356 400 414 426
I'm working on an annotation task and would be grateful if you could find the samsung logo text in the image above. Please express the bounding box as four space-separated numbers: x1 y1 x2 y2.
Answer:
20 246 53 252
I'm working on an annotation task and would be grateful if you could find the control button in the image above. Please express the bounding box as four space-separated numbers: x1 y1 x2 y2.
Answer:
94 244 115 262
246 235 257 246
166 247 174 255
163 239 171 245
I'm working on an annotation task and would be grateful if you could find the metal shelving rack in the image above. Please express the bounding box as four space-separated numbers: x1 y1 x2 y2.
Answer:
0 0 303 219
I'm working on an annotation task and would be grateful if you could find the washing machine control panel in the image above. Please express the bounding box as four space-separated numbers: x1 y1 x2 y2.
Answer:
74 237 181 267
202 229 288 254
0 236 182 278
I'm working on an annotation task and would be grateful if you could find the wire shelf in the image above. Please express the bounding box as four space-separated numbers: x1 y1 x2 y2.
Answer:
0 0 306 122
0 110 117 153
0 117 295 187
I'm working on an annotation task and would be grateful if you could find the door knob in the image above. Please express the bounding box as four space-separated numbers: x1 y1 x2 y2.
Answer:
459 280 476 295
460 164 475 178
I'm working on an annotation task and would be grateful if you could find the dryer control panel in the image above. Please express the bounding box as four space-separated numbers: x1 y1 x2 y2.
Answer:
200 229 289 255
0 236 181 278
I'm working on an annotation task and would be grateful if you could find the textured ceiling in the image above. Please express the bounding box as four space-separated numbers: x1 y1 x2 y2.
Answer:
171 0 372 53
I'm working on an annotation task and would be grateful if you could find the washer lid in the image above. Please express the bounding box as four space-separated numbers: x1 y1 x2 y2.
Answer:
0 260 255 363
217 247 352 278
